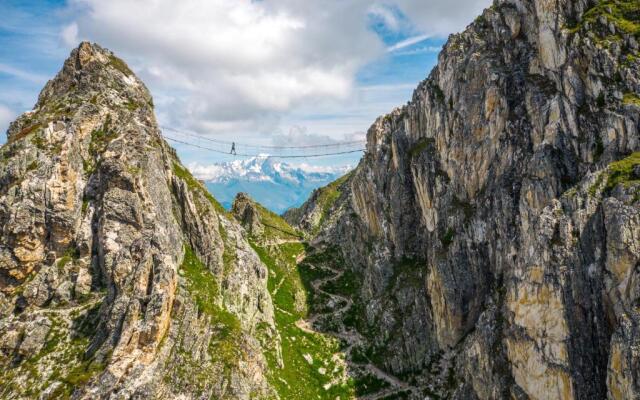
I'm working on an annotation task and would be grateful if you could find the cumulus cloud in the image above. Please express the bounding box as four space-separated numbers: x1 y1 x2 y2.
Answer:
393 0 489 37
66 0 382 132
271 125 365 148
63 0 490 136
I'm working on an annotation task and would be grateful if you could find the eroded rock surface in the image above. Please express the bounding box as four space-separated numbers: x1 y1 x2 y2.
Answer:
0 42 275 399
1 0 639 399
288 0 640 398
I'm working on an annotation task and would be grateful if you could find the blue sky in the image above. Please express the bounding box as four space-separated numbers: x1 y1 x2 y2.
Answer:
0 0 489 169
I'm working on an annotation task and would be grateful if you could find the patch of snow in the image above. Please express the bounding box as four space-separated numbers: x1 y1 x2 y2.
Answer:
188 156 351 184
187 156 354 213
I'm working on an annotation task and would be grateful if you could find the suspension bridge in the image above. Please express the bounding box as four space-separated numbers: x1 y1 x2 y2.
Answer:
160 126 366 158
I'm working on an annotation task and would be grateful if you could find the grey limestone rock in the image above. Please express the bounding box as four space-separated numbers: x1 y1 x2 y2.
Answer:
288 0 640 398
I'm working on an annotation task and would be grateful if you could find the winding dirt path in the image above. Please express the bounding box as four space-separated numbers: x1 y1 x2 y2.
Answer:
263 238 304 246
295 260 420 399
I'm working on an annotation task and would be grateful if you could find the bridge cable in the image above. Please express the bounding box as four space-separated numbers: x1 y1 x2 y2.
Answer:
160 125 365 150
164 135 365 158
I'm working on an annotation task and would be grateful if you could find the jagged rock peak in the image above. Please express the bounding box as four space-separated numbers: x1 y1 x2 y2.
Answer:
0 42 275 399
37 41 150 106
232 192 265 236
7 42 155 147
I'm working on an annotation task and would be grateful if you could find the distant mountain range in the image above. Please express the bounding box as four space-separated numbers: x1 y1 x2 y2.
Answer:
187 156 352 214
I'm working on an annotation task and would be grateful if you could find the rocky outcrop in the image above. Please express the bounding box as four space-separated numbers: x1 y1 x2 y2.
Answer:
0 42 275 399
1 0 639 399
232 193 265 237
288 0 640 398
283 172 352 236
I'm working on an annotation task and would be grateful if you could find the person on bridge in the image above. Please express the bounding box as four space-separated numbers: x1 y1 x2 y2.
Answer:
230 142 236 155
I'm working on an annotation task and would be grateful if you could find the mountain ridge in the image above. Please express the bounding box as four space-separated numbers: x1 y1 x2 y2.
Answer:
0 41 277 398
286 0 640 398
0 0 639 398
190 156 352 213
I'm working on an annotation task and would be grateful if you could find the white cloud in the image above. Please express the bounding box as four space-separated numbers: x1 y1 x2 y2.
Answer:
66 0 384 134
393 0 490 37
368 4 401 31
61 23 79 47
387 34 431 52
270 125 365 148
63 0 491 138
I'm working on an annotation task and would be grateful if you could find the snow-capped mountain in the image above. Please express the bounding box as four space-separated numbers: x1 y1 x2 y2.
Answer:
188 156 352 213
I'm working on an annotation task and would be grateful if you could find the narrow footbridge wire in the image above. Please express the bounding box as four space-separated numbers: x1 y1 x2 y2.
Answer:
164 135 365 158
160 125 365 150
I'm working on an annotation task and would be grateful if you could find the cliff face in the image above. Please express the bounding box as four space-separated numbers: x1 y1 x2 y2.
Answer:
0 41 373 400
288 0 640 398
1 0 639 399
0 42 276 399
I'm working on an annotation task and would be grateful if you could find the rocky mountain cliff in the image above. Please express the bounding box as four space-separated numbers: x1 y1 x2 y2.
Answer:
0 41 389 400
1 0 639 399
286 0 640 399
0 42 279 399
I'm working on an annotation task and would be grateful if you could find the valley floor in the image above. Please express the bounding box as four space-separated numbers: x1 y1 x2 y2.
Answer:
244 198 456 399
296 248 419 400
